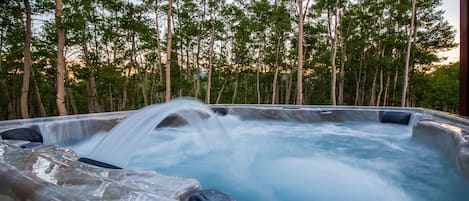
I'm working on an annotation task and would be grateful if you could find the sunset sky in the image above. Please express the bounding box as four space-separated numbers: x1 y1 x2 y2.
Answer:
440 0 459 63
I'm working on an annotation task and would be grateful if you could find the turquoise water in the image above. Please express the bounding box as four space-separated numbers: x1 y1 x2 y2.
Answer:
70 116 469 201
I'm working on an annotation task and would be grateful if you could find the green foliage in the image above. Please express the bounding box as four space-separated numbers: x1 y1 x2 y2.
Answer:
413 63 459 113
0 0 460 120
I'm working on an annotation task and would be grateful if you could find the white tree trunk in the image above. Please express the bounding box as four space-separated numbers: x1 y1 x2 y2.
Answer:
338 35 346 105
369 68 378 106
376 67 384 106
401 0 417 107
272 37 281 104
216 74 230 104
329 2 340 105
56 0 67 115
205 17 215 104
383 72 391 106
21 0 32 118
165 0 173 102
297 0 304 105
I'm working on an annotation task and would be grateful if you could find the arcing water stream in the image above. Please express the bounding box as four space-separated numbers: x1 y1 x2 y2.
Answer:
86 99 231 168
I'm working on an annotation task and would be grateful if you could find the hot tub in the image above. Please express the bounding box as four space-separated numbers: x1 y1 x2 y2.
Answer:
1 103 468 201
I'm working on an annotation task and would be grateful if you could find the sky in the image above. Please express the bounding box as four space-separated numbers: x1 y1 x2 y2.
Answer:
440 0 460 63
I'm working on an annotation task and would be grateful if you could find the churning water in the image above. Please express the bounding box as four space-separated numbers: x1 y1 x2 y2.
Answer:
68 108 469 201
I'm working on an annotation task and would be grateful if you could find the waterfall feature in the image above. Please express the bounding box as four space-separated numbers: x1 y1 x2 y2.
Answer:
86 99 231 168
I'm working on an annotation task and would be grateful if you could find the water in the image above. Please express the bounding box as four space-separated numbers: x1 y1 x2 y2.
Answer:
68 114 469 201
85 99 230 168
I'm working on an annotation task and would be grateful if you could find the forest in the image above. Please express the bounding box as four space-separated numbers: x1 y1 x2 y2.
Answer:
0 0 458 120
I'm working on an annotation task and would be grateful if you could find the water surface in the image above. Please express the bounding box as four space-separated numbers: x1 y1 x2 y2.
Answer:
70 116 469 201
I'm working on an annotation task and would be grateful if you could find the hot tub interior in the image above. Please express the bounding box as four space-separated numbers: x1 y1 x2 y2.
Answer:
1 100 469 201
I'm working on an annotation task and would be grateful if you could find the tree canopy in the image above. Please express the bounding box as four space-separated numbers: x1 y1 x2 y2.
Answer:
0 0 458 120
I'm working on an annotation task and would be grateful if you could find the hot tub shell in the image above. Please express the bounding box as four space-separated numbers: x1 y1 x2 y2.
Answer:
0 105 468 200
